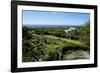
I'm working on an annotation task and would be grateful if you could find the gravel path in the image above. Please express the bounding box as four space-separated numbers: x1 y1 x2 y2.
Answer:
63 50 90 60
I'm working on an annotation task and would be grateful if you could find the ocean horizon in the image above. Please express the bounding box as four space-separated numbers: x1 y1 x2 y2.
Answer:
23 24 83 28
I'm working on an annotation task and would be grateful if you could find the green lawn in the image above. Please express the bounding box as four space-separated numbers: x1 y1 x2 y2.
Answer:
45 35 81 45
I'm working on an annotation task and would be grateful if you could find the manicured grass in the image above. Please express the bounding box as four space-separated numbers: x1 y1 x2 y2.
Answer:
45 35 81 45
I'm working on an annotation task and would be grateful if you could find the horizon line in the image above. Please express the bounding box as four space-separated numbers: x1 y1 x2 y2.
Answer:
23 24 84 26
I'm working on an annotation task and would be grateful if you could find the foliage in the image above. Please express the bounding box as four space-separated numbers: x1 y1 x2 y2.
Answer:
22 21 90 62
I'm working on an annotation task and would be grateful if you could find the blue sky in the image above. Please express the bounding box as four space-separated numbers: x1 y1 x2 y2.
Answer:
22 10 90 26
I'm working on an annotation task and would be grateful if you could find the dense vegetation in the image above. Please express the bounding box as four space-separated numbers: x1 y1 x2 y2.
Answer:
22 21 90 62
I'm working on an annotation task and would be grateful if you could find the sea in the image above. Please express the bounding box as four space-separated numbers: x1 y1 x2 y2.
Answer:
23 24 82 28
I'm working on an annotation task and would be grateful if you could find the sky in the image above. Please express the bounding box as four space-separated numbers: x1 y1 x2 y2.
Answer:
22 10 90 26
